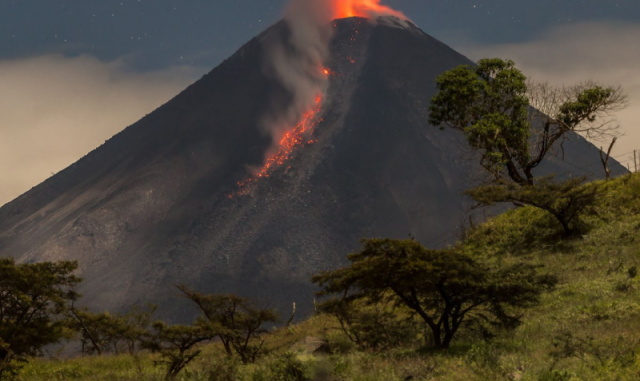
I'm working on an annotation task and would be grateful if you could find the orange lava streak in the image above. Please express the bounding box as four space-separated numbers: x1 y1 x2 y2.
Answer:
234 96 324 196
257 95 323 178
330 0 406 20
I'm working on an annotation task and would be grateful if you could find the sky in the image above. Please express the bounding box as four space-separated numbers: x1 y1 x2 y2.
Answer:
1 0 639 205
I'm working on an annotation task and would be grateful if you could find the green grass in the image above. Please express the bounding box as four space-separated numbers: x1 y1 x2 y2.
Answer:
15 173 640 381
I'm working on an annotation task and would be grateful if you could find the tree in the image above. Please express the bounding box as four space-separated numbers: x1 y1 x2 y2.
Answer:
428 59 626 235
0 258 80 379
68 304 156 355
466 176 600 236
177 286 278 364
67 306 118 356
142 321 214 381
599 137 617 181
429 59 627 186
313 239 557 350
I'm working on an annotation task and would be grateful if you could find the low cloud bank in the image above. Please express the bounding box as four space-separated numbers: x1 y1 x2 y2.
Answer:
459 22 640 169
0 55 200 206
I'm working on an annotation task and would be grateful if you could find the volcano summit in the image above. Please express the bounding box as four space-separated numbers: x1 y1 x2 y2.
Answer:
0 17 625 319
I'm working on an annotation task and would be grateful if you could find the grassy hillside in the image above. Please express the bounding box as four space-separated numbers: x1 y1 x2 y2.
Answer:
16 173 640 381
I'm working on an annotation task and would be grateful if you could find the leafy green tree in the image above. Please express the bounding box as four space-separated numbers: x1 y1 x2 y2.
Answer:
313 239 556 349
0 258 80 379
429 59 626 235
142 321 214 381
177 286 278 364
429 58 626 186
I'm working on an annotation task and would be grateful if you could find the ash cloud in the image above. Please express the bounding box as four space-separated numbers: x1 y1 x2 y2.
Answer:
459 22 640 167
0 55 199 206
261 0 335 151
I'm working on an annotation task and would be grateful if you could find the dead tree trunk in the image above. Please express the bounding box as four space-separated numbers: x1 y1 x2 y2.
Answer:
599 137 617 180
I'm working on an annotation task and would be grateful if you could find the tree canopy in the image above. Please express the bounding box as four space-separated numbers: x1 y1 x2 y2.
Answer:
313 238 557 349
429 58 626 186
177 286 278 364
0 258 80 379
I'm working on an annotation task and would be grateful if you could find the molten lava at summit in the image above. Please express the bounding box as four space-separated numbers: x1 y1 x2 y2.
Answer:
329 0 407 20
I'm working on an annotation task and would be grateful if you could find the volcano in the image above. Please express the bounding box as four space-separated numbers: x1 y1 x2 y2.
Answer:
0 17 626 320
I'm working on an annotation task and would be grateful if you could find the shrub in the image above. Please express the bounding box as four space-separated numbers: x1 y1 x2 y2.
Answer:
318 297 418 351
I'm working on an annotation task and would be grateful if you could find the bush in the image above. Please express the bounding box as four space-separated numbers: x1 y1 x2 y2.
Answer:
250 352 309 381
267 352 310 381
318 297 418 351
206 357 240 381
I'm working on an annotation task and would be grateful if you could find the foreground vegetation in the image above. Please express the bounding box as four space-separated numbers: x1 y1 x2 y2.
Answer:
9 172 640 381
2 58 635 380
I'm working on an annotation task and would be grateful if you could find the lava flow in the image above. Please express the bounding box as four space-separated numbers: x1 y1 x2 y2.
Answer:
329 0 407 20
234 95 324 196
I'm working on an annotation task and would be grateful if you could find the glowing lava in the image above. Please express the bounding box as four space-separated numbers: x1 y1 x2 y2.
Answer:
235 95 324 195
329 0 407 20
258 95 323 177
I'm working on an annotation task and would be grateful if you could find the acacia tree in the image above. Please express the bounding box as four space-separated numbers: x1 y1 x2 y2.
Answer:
142 321 214 381
177 286 278 364
429 59 627 235
313 239 557 350
466 176 600 235
0 258 80 379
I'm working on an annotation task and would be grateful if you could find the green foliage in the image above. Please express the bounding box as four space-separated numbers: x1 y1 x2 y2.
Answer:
142 321 214 380
205 357 240 381
68 304 156 355
177 286 278 364
430 58 625 187
8 174 640 381
317 297 418 351
313 238 557 349
550 331 640 373
0 258 80 379
557 87 617 127
466 176 600 236
429 58 530 183
265 352 310 381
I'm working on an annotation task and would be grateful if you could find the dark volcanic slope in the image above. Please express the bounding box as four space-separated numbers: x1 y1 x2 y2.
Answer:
0 17 626 319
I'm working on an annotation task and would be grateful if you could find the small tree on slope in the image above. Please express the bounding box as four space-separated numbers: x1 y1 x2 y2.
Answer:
177 286 278 364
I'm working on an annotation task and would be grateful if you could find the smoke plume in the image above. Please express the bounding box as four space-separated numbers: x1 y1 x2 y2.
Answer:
261 0 334 151
261 0 407 158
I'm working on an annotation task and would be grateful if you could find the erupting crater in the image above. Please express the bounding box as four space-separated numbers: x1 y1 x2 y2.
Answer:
330 0 407 20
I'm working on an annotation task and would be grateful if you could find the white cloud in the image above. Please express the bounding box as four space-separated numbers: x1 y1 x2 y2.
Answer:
458 22 640 170
0 55 200 206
